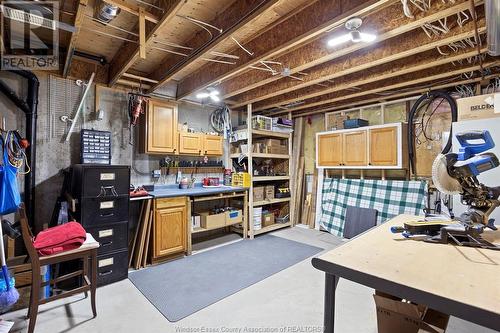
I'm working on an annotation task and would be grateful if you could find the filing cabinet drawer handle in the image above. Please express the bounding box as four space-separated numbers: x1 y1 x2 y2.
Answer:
100 212 115 217
101 241 113 247
99 270 113 276
97 186 118 198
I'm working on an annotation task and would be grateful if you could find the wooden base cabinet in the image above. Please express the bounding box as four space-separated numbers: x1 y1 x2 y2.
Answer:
153 197 188 261
316 123 407 169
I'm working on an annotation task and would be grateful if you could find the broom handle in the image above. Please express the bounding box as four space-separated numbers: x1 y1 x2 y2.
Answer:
0 215 6 267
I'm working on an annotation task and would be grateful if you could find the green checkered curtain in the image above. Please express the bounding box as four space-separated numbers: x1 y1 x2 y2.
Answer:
320 179 427 236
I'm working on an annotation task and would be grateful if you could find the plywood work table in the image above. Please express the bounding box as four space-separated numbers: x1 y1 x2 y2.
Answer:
312 214 500 333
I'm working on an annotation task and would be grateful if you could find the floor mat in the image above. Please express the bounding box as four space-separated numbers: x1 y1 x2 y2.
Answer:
128 234 323 322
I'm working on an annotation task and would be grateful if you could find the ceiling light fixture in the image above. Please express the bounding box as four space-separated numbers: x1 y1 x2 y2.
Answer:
196 88 220 102
327 17 376 47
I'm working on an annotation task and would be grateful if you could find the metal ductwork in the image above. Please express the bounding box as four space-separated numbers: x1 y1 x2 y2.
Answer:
0 71 39 225
485 0 500 56
94 0 121 24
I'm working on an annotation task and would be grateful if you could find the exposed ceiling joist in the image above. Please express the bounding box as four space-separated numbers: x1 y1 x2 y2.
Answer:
145 0 282 93
225 0 479 102
174 0 396 99
243 22 486 110
269 60 499 115
253 43 487 112
108 0 185 86
62 0 89 78
104 0 160 23
290 73 499 118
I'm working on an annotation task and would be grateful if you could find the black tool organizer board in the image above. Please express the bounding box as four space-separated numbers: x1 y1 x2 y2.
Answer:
81 129 111 164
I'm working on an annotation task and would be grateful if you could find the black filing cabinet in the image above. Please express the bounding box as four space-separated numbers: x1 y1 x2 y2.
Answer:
70 164 130 286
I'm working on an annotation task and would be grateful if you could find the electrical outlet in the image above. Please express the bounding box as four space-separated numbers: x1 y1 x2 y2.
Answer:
152 169 161 178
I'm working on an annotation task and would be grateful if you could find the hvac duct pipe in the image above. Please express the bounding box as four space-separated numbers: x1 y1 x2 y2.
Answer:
0 70 39 223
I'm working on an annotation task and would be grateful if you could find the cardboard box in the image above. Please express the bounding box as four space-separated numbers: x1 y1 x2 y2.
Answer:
254 186 265 201
265 185 275 200
262 212 275 227
374 292 449 333
200 212 226 229
225 209 243 225
268 145 288 155
457 93 499 121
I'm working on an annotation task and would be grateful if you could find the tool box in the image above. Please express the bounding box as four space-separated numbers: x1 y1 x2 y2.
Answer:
343 118 369 128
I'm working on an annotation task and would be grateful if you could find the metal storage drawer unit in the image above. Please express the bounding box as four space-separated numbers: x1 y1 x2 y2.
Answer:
70 164 130 286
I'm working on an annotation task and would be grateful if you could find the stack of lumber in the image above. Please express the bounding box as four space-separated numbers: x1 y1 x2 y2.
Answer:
290 118 304 226
129 200 153 269
301 170 318 229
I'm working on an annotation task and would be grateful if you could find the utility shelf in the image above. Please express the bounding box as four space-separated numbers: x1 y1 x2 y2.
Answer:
253 222 291 235
230 153 290 159
253 197 291 207
252 129 291 139
253 153 290 159
191 219 243 234
253 176 290 182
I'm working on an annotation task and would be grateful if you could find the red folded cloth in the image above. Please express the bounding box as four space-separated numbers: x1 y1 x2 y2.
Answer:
33 222 87 256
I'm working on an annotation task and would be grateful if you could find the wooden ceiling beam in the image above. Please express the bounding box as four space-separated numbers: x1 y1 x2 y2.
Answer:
108 0 184 87
145 0 282 93
103 0 160 23
174 0 397 99
226 0 478 101
289 73 499 118
62 0 89 78
267 60 498 115
233 13 485 107
254 45 487 112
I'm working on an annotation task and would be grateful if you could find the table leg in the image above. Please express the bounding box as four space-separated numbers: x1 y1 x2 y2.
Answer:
324 273 339 333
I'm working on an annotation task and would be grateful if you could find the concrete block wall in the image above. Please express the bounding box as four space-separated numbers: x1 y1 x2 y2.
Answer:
0 71 222 229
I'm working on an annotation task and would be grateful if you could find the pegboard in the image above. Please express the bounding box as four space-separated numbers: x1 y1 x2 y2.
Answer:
48 75 89 140
413 99 453 178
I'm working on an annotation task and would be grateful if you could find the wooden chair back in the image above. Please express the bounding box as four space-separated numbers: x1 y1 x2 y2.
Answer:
18 203 40 266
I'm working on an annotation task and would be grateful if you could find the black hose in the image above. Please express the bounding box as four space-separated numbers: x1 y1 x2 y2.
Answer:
408 90 457 177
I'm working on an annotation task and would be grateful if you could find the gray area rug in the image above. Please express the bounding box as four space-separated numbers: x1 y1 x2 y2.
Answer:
128 234 323 322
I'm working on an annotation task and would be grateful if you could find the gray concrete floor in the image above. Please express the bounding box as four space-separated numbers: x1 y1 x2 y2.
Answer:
3 227 496 333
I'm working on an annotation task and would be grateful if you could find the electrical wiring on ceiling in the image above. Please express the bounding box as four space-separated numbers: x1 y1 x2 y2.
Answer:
231 36 254 56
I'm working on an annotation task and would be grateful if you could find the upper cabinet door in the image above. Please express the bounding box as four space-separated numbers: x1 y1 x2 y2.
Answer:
203 135 223 156
179 132 203 155
343 131 367 166
317 133 343 166
369 126 398 166
146 101 178 154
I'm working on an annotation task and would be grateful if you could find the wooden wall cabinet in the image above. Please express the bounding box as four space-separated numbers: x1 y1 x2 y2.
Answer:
141 100 178 154
369 126 398 166
179 133 224 156
343 131 367 166
203 135 224 156
316 123 406 169
317 133 343 166
179 132 203 155
153 197 188 261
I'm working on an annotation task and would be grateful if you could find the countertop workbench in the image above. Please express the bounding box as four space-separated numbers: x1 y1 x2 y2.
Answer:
312 214 500 333
130 184 247 200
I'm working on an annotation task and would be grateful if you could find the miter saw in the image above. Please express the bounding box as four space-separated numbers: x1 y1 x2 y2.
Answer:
392 130 500 250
